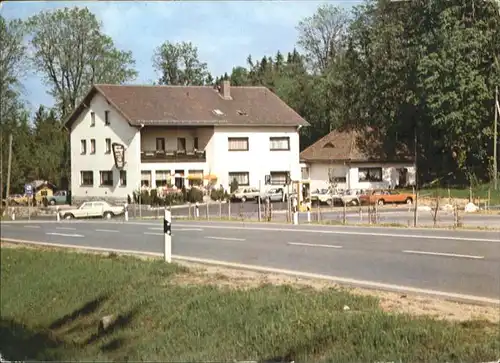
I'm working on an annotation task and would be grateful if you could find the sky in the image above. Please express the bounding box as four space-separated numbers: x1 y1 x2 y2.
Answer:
1 0 360 112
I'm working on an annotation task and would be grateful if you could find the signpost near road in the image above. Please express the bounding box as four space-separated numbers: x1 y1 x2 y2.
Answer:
25 184 33 221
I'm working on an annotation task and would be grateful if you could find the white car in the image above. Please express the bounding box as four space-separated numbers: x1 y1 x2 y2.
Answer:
60 201 125 220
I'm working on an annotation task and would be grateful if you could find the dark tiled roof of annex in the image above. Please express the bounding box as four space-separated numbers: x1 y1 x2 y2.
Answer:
300 127 413 163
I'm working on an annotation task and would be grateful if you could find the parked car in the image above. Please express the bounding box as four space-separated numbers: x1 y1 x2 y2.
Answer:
47 190 68 205
338 189 361 206
359 189 415 206
60 201 125 220
258 187 286 203
311 188 333 204
230 187 260 202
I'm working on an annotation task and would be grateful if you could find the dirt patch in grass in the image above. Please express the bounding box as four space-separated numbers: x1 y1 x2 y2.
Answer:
1 242 499 362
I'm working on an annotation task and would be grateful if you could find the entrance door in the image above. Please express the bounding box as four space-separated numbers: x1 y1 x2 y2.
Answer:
175 170 185 189
398 168 408 187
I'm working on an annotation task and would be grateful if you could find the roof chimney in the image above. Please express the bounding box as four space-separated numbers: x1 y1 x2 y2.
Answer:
220 80 232 100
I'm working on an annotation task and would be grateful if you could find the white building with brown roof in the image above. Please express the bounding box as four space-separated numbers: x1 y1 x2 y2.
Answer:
64 81 309 203
300 128 416 192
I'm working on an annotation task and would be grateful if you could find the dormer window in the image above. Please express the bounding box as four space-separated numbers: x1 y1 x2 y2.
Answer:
212 109 224 116
237 110 247 116
324 142 335 148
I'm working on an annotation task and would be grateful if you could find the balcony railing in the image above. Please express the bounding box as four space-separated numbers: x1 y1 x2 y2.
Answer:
141 149 206 162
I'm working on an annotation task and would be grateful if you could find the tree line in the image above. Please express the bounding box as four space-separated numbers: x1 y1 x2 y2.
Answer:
1 0 499 196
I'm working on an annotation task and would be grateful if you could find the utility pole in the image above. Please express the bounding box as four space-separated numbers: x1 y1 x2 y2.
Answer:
413 127 418 227
6 134 13 208
495 86 498 190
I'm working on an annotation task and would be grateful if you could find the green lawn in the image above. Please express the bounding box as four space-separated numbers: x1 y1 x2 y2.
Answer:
1 246 499 362
403 184 500 204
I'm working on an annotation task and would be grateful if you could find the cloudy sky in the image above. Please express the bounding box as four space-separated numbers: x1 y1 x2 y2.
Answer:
2 0 359 111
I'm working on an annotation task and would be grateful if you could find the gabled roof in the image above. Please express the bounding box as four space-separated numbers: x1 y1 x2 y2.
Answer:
300 127 414 163
64 84 310 128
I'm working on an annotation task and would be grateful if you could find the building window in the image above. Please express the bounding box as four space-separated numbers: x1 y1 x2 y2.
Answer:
358 167 383 182
100 171 113 186
104 110 110 125
177 137 186 151
270 171 287 185
90 112 95 127
270 136 290 151
141 171 151 188
90 139 96 154
80 139 87 154
105 138 111 153
228 172 249 186
156 138 165 151
80 171 93 186
194 137 199 150
155 170 170 187
228 137 249 151
119 170 127 186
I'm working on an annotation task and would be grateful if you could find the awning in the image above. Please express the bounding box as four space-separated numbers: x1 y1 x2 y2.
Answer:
203 174 217 180
187 174 203 180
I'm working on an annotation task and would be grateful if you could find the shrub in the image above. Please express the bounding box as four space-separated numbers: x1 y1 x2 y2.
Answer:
150 189 159 206
210 187 228 201
163 192 184 206
230 178 239 193
186 187 204 203
139 190 151 206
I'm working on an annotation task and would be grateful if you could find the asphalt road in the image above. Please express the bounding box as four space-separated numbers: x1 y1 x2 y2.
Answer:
2 219 499 302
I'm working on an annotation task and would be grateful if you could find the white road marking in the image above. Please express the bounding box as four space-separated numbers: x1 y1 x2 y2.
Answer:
288 242 343 249
144 232 163 236
46 232 84 238
24 225 40 229
2 237 498 306
56 227 76 230
402 250 485 260
95 229 118 233
205 236 245 241
147 227 202 231
174 224 500 243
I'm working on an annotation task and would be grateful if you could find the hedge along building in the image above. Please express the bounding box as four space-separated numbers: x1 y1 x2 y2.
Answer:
64 81 309 204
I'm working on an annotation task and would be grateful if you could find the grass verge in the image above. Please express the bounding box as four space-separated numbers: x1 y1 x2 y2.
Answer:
1 245 499 362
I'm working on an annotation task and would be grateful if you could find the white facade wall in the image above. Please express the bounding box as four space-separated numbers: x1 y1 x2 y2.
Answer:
210 126 301 189
306 162 416 191
70 94 303 200
70 93 140 201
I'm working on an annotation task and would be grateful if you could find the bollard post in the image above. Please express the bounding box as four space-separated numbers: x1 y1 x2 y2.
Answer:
292 197 298 225
124 203 129 222
11 208 15 221
359 206 362 223
56 207 60 222
163 208 172 263
307 204 311 223
342 202 347 225
206 202 209 220
228 199 231 220
195 202 200 218
316 202 320 222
